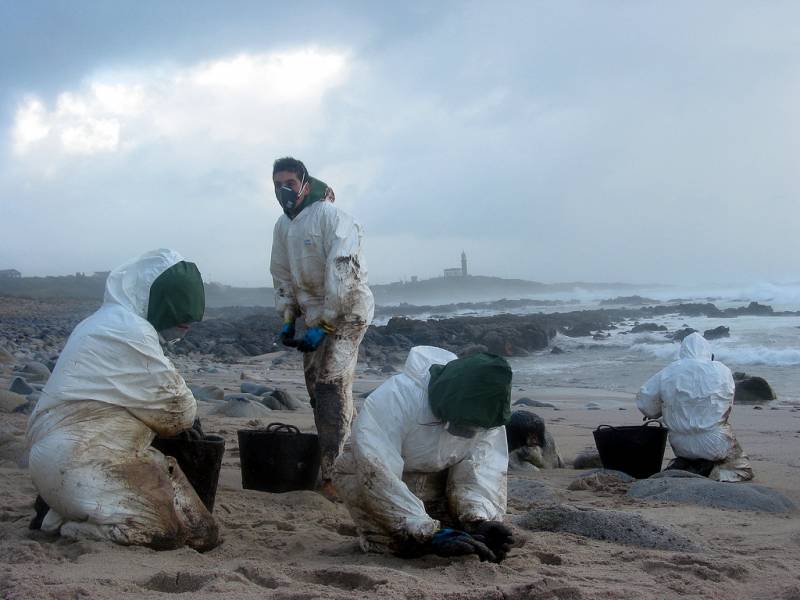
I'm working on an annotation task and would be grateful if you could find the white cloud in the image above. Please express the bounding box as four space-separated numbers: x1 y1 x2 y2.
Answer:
9 48 348 161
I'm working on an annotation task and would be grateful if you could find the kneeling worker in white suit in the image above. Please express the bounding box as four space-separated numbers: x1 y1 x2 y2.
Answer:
334 346 515 562
27 249 220 550
637 332 753 482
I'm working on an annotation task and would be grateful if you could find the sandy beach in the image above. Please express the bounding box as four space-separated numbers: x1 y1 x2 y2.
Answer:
2 346 799 600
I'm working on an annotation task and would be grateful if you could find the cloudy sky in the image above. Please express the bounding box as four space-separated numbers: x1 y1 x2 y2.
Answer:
1 1 798 286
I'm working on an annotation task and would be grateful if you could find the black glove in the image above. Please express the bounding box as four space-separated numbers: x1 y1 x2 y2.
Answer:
469 521 515 562
280 321 297 347
430 528 496 562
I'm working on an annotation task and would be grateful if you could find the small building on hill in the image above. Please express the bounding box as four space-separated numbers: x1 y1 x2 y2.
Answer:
0 269 21 279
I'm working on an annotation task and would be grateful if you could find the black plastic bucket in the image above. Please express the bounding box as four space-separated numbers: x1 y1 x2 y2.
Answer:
592 420 668 479
237 423 320 493
151 434 225 512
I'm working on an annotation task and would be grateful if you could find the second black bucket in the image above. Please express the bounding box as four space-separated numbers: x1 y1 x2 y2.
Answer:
238 423 321 493
592 420 668 479
151 434 226 512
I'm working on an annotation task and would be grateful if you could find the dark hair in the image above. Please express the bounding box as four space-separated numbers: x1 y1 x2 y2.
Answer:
272 156 309 182
505 410 545 451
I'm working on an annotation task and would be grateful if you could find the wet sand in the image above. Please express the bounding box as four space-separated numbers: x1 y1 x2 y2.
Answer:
1 350 800 599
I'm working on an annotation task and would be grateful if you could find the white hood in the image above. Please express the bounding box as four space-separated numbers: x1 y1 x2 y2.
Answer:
678 332 712 360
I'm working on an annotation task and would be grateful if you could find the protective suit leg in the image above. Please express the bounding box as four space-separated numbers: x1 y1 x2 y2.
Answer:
303 321 367 480
30 436 219 550
710 439 754 482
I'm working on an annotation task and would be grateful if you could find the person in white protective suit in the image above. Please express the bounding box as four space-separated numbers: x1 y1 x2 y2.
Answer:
636 332 753 482
270 156 374 500
334 346 516 563
26 249 220 550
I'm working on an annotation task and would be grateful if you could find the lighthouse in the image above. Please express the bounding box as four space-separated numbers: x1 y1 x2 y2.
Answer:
461 251 468 277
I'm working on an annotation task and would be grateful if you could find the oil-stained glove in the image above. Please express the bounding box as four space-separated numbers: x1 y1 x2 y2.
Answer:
470 521 515 562
430 528 496 562
280 321 297 347
296 322 334 353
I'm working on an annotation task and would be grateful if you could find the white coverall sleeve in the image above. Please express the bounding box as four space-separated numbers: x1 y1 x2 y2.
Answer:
270 219 299 322
636 371 664 419
319 209 371 326
350 383 439 543
448 426 509 524
122 329 197 437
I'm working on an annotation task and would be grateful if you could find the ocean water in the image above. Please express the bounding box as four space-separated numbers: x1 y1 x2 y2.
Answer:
387 283 800 405
511 286 800 405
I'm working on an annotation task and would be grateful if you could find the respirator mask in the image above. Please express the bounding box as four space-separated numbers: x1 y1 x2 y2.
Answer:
277 174 307 219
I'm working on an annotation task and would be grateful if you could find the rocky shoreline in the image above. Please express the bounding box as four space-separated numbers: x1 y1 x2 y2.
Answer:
2 295 794 370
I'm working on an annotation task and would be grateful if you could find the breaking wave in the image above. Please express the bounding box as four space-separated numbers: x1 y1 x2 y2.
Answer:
632 342 800 367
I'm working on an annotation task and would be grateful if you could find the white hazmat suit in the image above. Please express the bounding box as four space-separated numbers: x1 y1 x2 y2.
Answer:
271 198 374 481
334 346 508 553
636 332 752 482
26 249 219 549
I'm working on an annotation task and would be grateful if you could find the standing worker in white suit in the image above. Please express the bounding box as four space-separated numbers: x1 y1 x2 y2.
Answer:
269 156 374 500
26 249 219 550
637 332 753 482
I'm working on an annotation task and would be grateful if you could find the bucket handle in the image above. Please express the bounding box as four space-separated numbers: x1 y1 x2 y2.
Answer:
595 419 663 432
266 422 301 435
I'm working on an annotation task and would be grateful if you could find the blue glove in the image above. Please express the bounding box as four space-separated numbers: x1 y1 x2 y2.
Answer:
429 528 496 562
296 326 327 353
279 321 296 347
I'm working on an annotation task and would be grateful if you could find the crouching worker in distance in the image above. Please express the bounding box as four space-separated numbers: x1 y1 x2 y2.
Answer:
26 249 220 550
334 346 515 563
637 332 753 482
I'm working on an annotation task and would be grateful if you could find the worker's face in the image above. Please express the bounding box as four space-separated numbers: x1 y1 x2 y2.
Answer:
273 170 310 208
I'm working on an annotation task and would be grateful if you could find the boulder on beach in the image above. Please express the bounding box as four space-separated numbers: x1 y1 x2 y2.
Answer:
670 328 698 342
550 346 564 355
214 396 273 418
190 385 225 402
13 361 50 382
241 382 272 396
626 470 796 513
734 375 776 405
573 447 603 469
270 389 303 410
9 377 34 396
703 325 730 340
513 504 700 552
630 323 667 334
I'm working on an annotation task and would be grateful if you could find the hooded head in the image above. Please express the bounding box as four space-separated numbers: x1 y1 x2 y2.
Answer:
103 248 205 332
428 352 512 429
679 332 712 360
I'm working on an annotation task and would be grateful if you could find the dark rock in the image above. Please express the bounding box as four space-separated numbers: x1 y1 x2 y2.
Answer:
15 361 51 382
380 364 396 374
627 473 796 513
670 328 697 342
260 394 284 410
9 377 34 396
214 397 272 417
457 344 489 357
630 323 667 333
190 385 225 402
513 505 700 551
734 376 776 404
13 398 36 415
550 346 564 355
513 397 556 409
573 447 603 469
703 326 730 340
241 382 272 396
270 389 303 411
